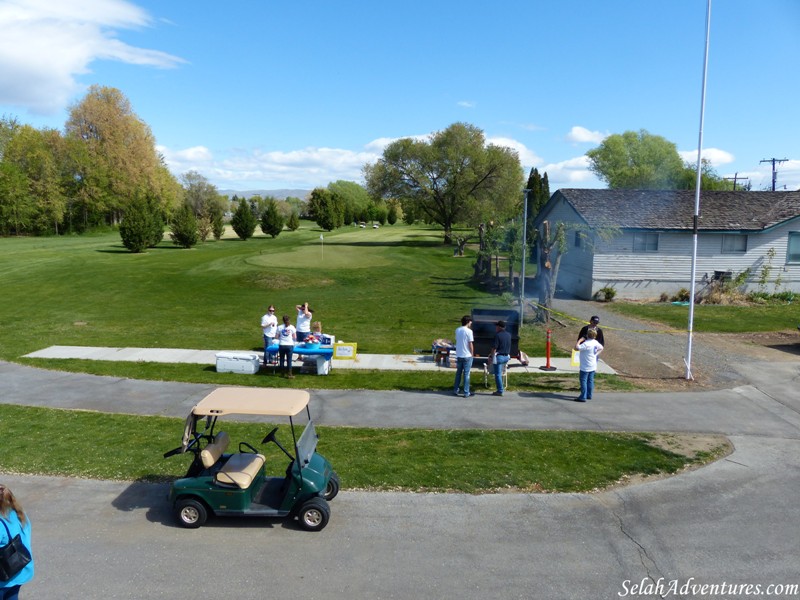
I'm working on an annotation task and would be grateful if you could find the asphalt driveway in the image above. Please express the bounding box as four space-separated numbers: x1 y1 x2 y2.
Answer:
1 358 799 599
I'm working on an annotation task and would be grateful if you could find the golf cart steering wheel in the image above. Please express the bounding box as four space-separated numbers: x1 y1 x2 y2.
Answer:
262 427 279 445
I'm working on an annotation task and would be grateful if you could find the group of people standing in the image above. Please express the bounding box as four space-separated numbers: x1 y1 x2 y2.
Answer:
260 302 314 378
453 314 605 401
453 316 512 398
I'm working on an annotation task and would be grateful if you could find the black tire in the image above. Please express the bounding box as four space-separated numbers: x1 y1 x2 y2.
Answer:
323 472 340 501
175 498 208 529
297 497 330 532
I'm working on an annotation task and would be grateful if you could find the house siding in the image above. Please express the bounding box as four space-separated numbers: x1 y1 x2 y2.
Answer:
541 201 594 298
592 222 800 299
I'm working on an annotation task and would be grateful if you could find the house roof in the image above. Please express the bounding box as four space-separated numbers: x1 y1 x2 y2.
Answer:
553 189 800 231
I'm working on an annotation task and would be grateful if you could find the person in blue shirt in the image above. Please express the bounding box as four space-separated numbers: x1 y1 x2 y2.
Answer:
0 484 34 600
491 321 512 396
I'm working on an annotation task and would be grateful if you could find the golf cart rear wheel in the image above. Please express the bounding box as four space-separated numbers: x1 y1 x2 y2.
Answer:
297 497 330 532
175 498 208 528
323 472 340 501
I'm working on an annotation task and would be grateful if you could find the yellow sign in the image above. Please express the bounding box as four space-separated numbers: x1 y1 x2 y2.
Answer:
333 343 358 360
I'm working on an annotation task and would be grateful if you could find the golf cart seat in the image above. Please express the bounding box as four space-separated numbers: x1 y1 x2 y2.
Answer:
200 431 231 468
217 452 266 489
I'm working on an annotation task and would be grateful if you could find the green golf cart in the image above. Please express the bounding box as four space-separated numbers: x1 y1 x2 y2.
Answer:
163 387 339 531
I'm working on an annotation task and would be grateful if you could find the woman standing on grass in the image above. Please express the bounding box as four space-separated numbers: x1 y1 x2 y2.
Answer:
0 484 34 600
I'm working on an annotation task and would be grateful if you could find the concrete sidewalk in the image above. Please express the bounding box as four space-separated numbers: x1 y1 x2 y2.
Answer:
23 344 616 374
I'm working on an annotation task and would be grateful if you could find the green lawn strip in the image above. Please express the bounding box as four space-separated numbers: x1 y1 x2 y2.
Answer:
17 358 634 392
0 404 707 492
605 301 798 333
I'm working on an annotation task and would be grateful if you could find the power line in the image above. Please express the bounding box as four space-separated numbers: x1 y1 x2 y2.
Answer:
760 158 788 191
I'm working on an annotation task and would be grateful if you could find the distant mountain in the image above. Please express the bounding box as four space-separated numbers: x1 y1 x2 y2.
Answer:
219 189 311 200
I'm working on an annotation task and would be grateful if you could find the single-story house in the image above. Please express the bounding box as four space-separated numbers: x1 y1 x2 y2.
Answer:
533 188 800 300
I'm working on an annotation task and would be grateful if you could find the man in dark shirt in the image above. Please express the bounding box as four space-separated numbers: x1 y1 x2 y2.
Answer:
577 315 605 347
491 320 512 396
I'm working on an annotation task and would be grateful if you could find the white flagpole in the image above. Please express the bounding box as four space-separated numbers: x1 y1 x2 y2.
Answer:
686 0 712 380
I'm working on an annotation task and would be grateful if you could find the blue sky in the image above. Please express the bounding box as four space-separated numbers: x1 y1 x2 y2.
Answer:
1 0 798 193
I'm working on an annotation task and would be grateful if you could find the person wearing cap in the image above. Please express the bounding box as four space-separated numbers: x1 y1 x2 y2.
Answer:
490 320 512 396
578 315 605 347
260 304 278 365
574 328 604 402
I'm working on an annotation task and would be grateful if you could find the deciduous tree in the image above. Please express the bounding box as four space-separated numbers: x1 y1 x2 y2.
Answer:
364 122 522 243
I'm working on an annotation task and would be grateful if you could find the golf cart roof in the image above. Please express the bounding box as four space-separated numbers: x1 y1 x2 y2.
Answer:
192 387 311 417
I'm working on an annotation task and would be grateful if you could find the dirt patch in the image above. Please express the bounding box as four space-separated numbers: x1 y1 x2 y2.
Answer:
547 321 799 392
605 432 733 491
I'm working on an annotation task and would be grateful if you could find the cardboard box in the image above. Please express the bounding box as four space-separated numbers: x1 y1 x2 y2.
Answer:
215 352 261 374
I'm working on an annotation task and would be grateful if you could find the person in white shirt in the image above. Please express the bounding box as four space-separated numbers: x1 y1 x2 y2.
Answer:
295 302 313 342
260 305 278 364
453 315 474 397
276 315 297 378
574 328 604 402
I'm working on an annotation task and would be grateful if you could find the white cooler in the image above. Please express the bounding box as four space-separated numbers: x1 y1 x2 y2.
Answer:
215 351 261 374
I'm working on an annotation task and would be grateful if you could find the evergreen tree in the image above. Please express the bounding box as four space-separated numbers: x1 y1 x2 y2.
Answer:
120 195 161 253
286 211 300 231
260 199 285 238
231 198 257 240
170 203 198 248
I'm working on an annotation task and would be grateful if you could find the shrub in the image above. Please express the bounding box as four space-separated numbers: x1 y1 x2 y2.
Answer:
286 211 300 231
231 199 257 240
169 204 198 248
671 288 690 302
260 200 285 238
595 286 616 302
659 292 670 303
119 196 163 253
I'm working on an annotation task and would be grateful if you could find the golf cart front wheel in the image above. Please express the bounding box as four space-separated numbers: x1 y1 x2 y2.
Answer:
175 498 208 529
297 497 330 532
323 472 340 501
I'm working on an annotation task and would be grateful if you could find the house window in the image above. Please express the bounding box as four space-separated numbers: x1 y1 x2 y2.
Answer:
633 232 658 253
788 232 800 264
721 234 747 253
574 231 582 248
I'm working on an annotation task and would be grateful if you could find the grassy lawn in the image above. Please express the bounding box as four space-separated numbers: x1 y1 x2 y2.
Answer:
0 404 717 493
604 300 798 333
0 223 579 391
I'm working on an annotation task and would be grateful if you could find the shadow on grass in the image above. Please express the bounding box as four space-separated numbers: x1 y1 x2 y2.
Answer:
322 240 443 249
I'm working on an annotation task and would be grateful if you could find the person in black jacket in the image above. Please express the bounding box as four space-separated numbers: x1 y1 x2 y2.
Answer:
577 315 605 347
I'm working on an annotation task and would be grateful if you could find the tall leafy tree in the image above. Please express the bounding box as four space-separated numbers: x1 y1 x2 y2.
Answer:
308 187 344 231
0 161 33 235
586 129 685 189
65 85 167 224
3 125 65 234
364 122 522 243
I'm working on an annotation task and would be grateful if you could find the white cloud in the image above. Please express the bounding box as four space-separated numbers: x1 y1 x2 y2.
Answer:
486 136 542 169
678 147 735 166
159 143 382 190
0 0 184 115
457 100 476 108
565 126 607 144
541 155 603 189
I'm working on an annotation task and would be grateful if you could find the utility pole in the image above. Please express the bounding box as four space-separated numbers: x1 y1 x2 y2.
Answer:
724 172 749 190
760 158 788 191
